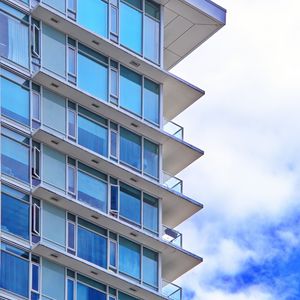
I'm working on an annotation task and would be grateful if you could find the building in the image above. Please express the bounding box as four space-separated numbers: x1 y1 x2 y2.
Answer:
0 0 226 299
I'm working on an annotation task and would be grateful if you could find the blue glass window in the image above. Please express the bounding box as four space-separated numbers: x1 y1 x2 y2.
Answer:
143 139 159 179
68 279 74 300
120 2 142 54
0 243 29 298
118 291 139 300
1 186 29 240
78 0 108 38
119 237 141 280
0 9 29 68
78 170 108 213
77 282 106 300
77 224 107 268
1 76 29 125
120 66 142 116
120 128 141 170
144 78 160 125
120 183 141 225
110 241 117 268
78 50 108 101
143 248 158 289
1 128 30 183
143 193 158 234
144 16 160 63
32 264 39 292
78 115 108 157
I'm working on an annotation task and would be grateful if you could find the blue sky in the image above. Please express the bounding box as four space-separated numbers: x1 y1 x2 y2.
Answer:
170 1 300 299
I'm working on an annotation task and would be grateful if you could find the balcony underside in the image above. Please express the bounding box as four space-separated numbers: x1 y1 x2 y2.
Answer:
31 4 204 121
162 0 226 69
32 69 204 176
32 242 165 300
33 184 203 282
32 127 203 228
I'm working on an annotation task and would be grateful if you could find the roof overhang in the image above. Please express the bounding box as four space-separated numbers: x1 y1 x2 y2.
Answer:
31 3 204 120
32 127 203 227
162 0 226 69
32 242 165 300
33 184 202 282
32 70 204 175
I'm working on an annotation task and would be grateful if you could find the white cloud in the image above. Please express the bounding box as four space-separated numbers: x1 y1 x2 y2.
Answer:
167 0 300 299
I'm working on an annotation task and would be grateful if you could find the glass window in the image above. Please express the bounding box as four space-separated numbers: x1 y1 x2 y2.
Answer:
68 222 75 250
110 240 117 268
77 282 106 300
78 0 108 38
68 109 76 139
118 291 139 300
68 165 76 194
77 225 107 268
144 139 159 179
0 244 29 298
78 51 108 101
144 78 160 125
145 0 160 19
44 0 66 13
120 128 141 170
144 16 160 63
1 76 30 125
120 2 142 54
110 6 118 36
110 185 119 211
1 129 30 183
42 24 66 77
0 10 29 68
143 248 158 288
32 91 41 122
143 193 158 234
68 279 74 300
78 115 108 157
32 264 39 292
68 46 76 75
78 170 108 213
120 183 141 225
120 66 142 116
110 130 118 159
1 188 29 240
119 237 140 280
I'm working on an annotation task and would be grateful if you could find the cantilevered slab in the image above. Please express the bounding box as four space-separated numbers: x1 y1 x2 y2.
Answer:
31 3 204 121
32 127 203 228
32 69 203 175
163 0 226 69
32 242 165 300
33 184 203 282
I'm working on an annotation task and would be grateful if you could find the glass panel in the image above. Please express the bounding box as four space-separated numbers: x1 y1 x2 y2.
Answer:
32 264 39 291
78 0 108 38
110 240 117 268
68 46 76 75
145 0 160 20
110 68 118 96
77 282 106 300
68 279 74 300
78 52 108 101
1 192 29 239
42 24 66 77
120 65 142 116
32 92 41 121
143 248 158 288
77 226 107 268
110 130 117 158
42 201 66 250
143 193 158 233
122 0 142 11
144 139 159 179
68 165 76 194
68 222 75 250
144 16 160 64
120 183 141 225
43 146 66 191
110 6 118 35
1 76 29 125
0 249 29 297
110 185 118 211
120 127 141 170
42 259 65 300
78 115 108 157
0 11 29 68
1 135 29 182
120 2 142 54
78 170 108 213
43 88 66 134
144 78 159 124
119 237 140 280
118 292 139 300
44 0 66 12
77 274 106 292
68 109 76 138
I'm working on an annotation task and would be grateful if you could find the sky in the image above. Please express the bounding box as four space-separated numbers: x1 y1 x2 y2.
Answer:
170 1 300 299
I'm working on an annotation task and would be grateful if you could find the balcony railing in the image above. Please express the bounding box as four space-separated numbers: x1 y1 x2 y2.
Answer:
163 172 183 194
162 280 182 300
162 226 182 247
164 121 184 140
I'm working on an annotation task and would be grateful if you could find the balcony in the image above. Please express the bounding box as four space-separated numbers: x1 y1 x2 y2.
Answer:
164 121 184 140
163 172 183 194
162 281 182 300
162 226 182 248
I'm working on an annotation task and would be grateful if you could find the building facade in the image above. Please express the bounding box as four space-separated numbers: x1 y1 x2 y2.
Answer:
0 0 225 299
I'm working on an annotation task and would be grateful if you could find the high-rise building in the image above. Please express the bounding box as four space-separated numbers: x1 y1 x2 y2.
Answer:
0 0 225 299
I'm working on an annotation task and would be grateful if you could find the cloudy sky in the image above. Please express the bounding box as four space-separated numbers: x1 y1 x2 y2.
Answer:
171 1 300 299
